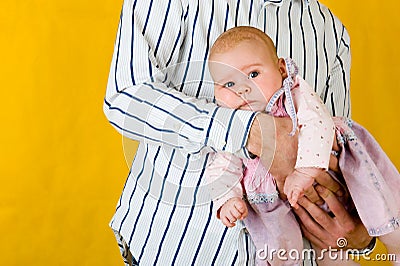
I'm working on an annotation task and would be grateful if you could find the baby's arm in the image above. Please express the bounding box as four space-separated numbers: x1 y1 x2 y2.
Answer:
205 152 246 225
285 77 335 207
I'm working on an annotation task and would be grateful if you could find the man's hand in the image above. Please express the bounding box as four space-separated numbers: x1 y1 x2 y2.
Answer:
302 169 345 206
294 185 372 250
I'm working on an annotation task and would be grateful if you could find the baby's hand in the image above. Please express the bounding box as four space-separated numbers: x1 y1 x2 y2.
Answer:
218 197 248 227
284 169 318 209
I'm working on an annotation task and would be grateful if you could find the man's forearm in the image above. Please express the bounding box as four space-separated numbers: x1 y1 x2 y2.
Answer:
246 113 275 163
247 114 298 180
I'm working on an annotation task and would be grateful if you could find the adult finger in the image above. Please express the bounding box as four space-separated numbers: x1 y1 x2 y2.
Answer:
328 134 342 174
303 185 324 205
328 154 340 174
332 133 340 152
315 185 352 228
297 196 335 231
295 206 338 249
314 171 343 197
293 205 325 239
299 224 326 249
276 180 287 200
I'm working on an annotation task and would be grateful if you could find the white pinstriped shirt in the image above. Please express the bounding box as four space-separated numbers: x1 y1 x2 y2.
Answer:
104 0 351 265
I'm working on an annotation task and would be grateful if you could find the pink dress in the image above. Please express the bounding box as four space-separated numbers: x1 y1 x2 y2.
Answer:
333 117 400 236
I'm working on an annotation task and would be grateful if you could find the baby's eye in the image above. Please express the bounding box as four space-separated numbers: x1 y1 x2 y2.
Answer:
224 81 235 88
249 71 259 79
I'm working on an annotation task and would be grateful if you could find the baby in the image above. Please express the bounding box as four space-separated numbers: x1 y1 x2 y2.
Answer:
206 26 400 265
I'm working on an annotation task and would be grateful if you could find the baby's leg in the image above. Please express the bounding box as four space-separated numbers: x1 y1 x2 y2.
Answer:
379 228 400 265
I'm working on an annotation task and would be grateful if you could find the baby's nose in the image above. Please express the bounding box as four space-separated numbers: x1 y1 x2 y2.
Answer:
236 86 250 95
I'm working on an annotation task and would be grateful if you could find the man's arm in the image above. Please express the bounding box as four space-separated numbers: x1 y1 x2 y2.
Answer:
246 114 298 193
103 0 256 156
322 11 352 118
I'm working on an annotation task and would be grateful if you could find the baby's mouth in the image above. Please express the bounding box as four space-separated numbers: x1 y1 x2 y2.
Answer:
239 101 256 111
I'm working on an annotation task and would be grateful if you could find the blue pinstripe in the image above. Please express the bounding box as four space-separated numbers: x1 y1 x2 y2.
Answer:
240 112 257 150
153 154 190 265
110 168 131 228
128 147 161 248
179 3 200 93
223 110 237 151
235 0 241 26
191 203 213 265
106 104 190 138
172 154 209 265
224 3 229 31
143 82 210 114
308 7 319 91
119 89 205 131
288 1 293 58
115 15 123 92
130 6 136 85
109 121 184 149
154 0 172 57
204 107 219 146
142 0 154 35
117 145 150 232
138 150 175 263
299 1 307 79
212 226 229 264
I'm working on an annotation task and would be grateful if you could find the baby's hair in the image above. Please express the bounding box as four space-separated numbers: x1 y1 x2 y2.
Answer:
209 26 278 60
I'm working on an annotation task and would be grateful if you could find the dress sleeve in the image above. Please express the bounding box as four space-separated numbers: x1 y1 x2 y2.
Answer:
204 152 244 214
291 77 335 170
103 0 256 156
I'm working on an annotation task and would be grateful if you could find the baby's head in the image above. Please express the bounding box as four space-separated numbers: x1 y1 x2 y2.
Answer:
208 26 287 111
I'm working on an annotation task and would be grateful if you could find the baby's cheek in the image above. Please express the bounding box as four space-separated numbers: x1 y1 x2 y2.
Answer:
215 89 241 109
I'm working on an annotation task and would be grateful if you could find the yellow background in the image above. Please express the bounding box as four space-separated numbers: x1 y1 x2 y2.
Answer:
0 0 398 265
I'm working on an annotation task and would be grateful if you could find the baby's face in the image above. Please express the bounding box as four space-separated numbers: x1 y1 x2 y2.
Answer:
209 40 285 111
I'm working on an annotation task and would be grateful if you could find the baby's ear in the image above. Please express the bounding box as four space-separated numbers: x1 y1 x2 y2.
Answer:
278 58 288 78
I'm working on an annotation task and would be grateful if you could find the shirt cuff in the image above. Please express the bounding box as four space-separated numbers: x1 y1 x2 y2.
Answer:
205 106 257 158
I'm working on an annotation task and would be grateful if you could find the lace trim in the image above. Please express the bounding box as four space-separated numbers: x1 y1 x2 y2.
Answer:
335 117 357 145
246 191 279 204
368 216 400 236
